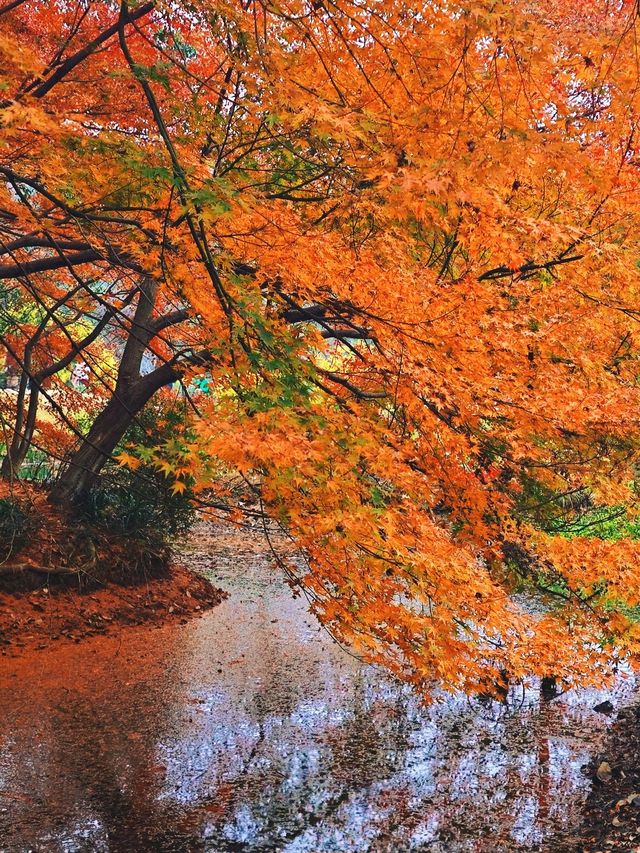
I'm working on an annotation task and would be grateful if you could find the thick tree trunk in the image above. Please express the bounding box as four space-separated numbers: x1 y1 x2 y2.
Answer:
48 277 164 505
47 395 135 504
1 441 29 481
48 356 185 506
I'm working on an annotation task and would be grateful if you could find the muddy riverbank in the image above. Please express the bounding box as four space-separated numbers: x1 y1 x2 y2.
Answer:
0 522 635 852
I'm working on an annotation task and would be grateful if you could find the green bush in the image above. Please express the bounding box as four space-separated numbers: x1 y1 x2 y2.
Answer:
77 399 196 543
0 496 33 557
79 463 195 542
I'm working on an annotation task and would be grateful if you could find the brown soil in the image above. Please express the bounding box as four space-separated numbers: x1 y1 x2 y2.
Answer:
0 482 226 654
0 563 226 654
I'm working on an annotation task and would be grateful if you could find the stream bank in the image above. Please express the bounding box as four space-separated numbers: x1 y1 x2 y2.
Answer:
569 704 640 851
0 484 224 652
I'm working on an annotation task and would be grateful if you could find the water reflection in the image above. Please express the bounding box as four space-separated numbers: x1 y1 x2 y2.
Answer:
0 524 632 852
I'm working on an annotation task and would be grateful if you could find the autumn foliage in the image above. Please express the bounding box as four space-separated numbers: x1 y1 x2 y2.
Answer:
4 0 640 693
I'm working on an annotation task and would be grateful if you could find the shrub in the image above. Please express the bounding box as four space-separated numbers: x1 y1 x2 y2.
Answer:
77 399 196 544
78 463 195 543
0 496 33 558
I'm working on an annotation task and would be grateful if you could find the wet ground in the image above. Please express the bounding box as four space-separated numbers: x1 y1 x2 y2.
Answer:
0 522 634 853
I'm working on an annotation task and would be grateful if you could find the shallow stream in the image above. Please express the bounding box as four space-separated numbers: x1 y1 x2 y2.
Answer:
0 523 633 852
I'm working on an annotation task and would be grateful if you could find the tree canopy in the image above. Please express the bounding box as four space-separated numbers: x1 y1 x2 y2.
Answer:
3 0 640 694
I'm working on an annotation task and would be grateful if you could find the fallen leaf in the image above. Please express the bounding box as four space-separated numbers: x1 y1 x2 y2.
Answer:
596 761 612 783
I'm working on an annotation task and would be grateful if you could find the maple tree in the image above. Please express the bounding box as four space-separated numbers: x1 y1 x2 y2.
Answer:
4 0 640 694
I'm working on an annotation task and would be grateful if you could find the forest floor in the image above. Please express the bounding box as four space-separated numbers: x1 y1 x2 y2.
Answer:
0 482 225 653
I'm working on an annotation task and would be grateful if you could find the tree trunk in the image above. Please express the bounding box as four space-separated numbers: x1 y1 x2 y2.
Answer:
48 357 185 506
0 386 39 480
47 394 135 504
48 278 164 505
39 277 200 506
